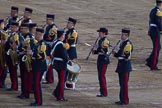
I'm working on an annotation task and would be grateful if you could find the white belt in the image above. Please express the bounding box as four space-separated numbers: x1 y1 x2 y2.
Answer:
71 44 76 47
150 24 157 27
118 57 124 60
46 41 53 45
53 57 63 61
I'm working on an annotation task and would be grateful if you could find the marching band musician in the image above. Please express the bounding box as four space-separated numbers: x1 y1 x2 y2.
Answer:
19 7 33 25
64 17 78 60
51 29 68 101
28 23 37 92
92 27 110 97
43 14 57 84
30 28 47 106
145 0 162 71
0 19 9 88
64 17 78 89
113 28 133 105
4 6 19 31
17 23 35 99
5 22 21 91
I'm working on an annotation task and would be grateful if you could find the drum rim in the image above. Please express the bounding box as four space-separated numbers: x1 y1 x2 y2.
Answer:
67 61 81 73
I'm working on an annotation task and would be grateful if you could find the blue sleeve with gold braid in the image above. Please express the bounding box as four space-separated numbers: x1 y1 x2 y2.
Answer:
68 29 78 45
96 37 109 54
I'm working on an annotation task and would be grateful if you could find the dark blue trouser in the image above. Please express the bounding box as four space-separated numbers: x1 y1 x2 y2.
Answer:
45 64 54 83
54 69 65 100
118 72 129 104
146 27 161 69
97 62 108 96
33 71 44 105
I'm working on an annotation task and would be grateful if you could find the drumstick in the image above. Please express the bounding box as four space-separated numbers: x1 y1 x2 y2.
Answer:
84 43 91 47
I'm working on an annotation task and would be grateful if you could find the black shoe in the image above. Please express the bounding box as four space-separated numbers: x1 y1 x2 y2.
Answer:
30 102 42 106
57 98 68 101
145 62 151 68
151 67 161 71
17 95 29 99
52 91 56 97
115 101 124 105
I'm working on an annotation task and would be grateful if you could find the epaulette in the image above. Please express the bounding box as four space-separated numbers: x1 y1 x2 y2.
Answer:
71 30 78 39
124 42 132 53
156 9 162 16
102 38 109 48
40 42 46 52
63 43 70 50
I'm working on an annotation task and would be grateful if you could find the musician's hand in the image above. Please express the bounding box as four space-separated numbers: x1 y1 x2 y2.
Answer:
47 36 52 40
67 60 72 66
11 42 17 50
26 50 33 55
92 50 97 54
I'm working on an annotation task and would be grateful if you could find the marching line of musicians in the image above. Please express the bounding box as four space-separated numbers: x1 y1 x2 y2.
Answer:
0 6 78 106
0 6 133 106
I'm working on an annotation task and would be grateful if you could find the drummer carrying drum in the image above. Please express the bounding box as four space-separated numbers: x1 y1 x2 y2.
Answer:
51 29 68 101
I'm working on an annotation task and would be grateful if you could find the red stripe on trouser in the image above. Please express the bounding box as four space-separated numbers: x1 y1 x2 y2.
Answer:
58 70 65 100
47 64 53 83
9 65 18 90
152 37 158 69
0 66 2 86
35 71 42 104
28 71 33 92
124 72 129 104
23 68 29 97
101 64 107 96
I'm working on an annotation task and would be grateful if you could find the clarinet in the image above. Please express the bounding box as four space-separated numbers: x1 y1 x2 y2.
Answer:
86 36 99 60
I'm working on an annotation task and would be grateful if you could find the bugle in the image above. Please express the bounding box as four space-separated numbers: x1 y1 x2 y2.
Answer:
86 36 99 60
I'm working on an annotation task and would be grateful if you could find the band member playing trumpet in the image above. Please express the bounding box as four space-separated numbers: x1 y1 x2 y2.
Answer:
17 23 35 99
0 19 9 88
113 28 133 105
4 6 19 30
18 7 33 25
64 17 78 89
5 22 21 91
30 28 47 106
92 27 110 97
51 29 68 101
43 14 57 84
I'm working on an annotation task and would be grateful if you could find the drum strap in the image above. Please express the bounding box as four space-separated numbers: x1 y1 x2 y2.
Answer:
51 41 63 55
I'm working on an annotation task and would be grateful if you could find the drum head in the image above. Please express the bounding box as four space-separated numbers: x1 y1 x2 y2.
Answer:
67 63 81 74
